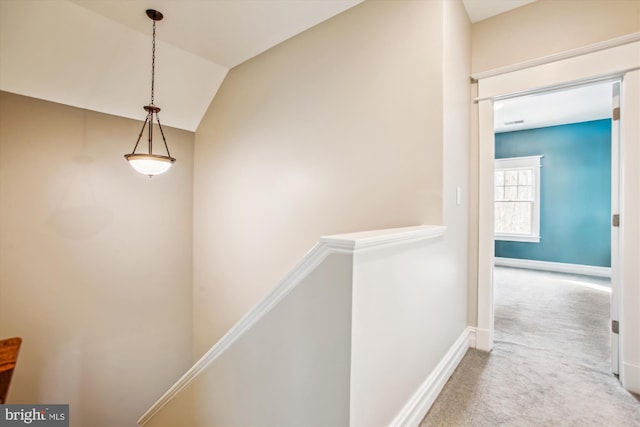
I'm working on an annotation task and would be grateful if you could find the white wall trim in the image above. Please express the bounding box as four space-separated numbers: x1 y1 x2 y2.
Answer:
474 327 493 352
138 225 446 426
389 327 472 427
495 257 611 278
622 361 640 394
321 225 446 253
476 41 640 101
471 32 640 81
619 70 640 395
467 327 477 349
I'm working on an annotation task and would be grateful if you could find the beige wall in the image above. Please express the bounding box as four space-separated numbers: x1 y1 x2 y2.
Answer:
467 82 479 328
443 0 471 329
472 0 640 73
193 0 446 356
0 92 194 427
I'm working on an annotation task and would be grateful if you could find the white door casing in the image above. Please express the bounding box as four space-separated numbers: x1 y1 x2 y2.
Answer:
618 68 640 392
611 81 620 376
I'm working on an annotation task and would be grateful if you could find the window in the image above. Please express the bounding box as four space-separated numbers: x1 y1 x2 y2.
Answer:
494 155 542 243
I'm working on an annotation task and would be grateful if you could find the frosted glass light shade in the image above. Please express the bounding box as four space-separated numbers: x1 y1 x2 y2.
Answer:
125 154 176 176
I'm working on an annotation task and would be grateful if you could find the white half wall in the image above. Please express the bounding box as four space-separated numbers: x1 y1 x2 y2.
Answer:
349 233 466 426
140 225 471 427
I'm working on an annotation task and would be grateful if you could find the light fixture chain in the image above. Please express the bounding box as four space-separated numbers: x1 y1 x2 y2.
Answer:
151 19 156 105
125 10 175 177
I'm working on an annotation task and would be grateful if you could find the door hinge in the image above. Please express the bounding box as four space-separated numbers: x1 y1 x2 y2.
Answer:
612 214 620 227
612 320 619 334
613 107 620 121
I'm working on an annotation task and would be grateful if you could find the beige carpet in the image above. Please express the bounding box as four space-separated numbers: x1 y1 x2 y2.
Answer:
420 266 640 427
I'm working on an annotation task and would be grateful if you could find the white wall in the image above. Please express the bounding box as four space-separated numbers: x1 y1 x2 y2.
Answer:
349 235 463 426
193 253 353 426
0 92 194 427
145 252 353 427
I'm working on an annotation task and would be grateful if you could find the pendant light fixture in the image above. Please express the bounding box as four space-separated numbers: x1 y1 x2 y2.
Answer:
125 9 176 177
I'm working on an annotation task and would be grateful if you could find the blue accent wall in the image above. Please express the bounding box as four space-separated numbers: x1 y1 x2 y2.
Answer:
495 119 611 267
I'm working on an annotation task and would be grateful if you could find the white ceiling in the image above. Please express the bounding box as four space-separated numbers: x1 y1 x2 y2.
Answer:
2 0 599 135
494 82 613 133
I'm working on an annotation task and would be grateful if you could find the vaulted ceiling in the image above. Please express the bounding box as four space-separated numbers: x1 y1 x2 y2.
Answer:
0 0 366 131
5 0 605 136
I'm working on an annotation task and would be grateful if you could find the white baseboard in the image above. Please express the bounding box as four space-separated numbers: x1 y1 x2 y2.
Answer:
467 327 477 349
474 327 493 352
390 327 472 427
495 257 611 278
622 361 640 394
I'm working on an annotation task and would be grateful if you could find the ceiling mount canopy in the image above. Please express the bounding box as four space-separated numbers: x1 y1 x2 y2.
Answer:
124 9 176 177
145 9 164 21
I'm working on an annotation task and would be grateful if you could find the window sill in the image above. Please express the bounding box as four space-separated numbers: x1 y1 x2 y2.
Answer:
495 234 540 243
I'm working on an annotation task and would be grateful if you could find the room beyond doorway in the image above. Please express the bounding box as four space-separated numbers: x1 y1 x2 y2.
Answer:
491 81 618 375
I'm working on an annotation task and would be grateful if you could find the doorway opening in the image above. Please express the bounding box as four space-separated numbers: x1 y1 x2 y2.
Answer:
490 80 621 374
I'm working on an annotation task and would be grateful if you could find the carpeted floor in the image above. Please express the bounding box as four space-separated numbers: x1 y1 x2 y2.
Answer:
420 267 640 427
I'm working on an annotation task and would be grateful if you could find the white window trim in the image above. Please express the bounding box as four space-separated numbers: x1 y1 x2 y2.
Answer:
494 155 542 243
